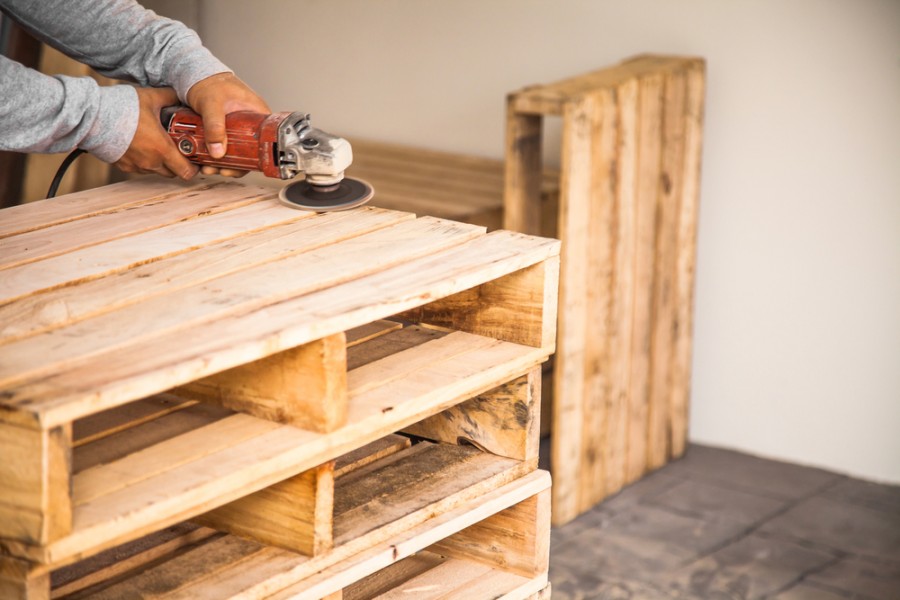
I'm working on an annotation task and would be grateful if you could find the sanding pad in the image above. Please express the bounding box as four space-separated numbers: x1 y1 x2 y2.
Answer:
278 178 374 212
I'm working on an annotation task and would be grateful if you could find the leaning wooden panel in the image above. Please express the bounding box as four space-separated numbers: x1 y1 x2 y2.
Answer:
176 332 348 432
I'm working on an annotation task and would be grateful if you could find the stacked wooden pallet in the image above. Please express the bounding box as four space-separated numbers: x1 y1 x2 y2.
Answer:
0 178 559 598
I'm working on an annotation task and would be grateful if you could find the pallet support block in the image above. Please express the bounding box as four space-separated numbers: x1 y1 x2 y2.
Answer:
429 486 550 579
403 366 541 466
398 257 559 351
194 461 335 557
0 556 49 600
504 55 705 524
0 423 71 546
175 332 348 432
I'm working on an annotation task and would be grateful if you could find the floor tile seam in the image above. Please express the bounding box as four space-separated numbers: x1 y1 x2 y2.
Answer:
669 476 849 571
759 551 847 599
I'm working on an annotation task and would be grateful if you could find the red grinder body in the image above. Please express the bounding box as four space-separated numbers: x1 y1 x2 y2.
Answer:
160 107 291 178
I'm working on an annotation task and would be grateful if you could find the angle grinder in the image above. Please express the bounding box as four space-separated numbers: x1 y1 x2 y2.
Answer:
159 107 374 211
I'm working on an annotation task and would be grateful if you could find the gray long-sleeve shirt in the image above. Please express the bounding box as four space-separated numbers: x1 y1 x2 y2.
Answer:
0 0 230 162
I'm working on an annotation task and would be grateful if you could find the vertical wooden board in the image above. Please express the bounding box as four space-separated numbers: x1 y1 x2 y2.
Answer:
0 423 71 544
647 69 688 470
0 556 49 600
625 72 665 484
604 77 640 498
399 256 558 350
429 487 551 579
176 332 348 432
503 108 544 235
195 461 335 557
403 366 541 464
578 88 619 511
551 95 598 525
670 60 706 458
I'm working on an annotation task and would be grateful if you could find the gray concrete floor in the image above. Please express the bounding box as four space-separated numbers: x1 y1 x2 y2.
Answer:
544 443 900 599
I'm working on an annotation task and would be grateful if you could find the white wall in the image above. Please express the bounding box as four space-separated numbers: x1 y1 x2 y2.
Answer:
192 0 900 482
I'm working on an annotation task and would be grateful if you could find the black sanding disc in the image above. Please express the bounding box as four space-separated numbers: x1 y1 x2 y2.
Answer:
279 178 374 212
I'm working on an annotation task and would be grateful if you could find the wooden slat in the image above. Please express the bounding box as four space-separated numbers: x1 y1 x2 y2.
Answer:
2 331 548 565
647 67 687 470
503 110 543 235
72 394 195 447
0 217 484 391
550 93 598 524
333 435 411 478
670 60 706 458
0 181 270 271
0 198 310 304
0 207 409 344
0 178 208 239
1 230 558 429
625 71 665 483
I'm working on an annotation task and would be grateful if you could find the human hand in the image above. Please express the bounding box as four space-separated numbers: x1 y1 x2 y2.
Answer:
186 72 271 177
114 87 199 180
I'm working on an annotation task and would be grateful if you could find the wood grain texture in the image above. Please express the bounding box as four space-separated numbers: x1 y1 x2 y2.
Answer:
503 110 544 235
430 486 551 579
505 55 705 524
403 366 541 463
196 461 335 556
177 332 348 432
0 423 71 545
0 556 49 600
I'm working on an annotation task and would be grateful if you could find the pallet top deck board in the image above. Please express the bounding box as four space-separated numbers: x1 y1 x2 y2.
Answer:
0 180 559 429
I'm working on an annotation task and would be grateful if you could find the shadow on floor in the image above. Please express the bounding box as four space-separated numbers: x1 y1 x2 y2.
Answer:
543 442 900 600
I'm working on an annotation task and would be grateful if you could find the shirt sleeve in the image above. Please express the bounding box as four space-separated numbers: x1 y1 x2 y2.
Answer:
0 0 232 161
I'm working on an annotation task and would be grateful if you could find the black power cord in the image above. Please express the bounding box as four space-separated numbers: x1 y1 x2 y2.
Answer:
46 148 86 199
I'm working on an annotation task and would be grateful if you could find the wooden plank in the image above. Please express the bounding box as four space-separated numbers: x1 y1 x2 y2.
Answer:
0 217 485 392
0 198 312 305
342 553 445 600
177 332 348 432
1 230 558 429
399 255 559 350
334 435 411 478
403 366 541 463
578 87 619 512
196 462 335 557
347 326 448 371
670 60 706 458
0 178 207 239
430 487 550 579
0 207 409 344
550 94 598 525
72 394 195 447
603 76 640 503
0 556 49 600
625 71 665 484
50 524 216 598
647 67 687 470
0 181 269 271
503 110 544 235
73 402 232 473
0 423 71 545
345 320 404 348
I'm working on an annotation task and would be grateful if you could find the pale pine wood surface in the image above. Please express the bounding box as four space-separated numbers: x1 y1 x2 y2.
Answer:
0 179 559 429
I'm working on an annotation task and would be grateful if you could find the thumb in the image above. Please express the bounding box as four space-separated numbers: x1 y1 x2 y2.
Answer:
201 105 227 159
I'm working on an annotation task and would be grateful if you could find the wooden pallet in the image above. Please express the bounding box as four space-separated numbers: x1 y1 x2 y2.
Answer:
0 178 559 598
505 55 706 524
